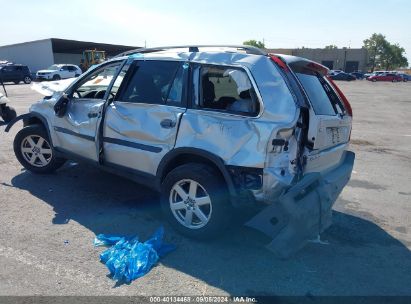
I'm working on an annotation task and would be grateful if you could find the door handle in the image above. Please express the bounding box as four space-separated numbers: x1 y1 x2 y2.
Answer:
88 112 99 118
160 119 176 128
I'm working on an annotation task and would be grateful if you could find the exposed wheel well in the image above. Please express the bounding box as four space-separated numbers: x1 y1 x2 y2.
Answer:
161 153 225 184
24 116 45 128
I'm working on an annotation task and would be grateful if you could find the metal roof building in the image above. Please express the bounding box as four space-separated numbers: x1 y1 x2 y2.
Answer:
0 38 139 73
266 48 369 72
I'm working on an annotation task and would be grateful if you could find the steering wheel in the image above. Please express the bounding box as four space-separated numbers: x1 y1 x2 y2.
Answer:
95 90 116 100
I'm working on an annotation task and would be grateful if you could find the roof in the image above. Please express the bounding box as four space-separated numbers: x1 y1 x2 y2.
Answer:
50 38 139 56
0 38 139 56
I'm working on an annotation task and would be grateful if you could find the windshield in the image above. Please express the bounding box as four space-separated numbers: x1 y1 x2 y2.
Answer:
47 65 60 70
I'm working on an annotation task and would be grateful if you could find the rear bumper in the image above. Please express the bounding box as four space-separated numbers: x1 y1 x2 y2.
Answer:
246 151 355 258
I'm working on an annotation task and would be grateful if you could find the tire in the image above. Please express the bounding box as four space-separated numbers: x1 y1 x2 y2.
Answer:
1 105 17 123
52 75 61 81
372 79 377 82
404 79 408 82
13 124 66 174
23 76 32 84
392 79 397 83
14 81 20 85
161 163 231 239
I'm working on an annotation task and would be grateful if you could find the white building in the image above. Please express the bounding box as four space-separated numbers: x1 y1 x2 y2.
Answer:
0 38 138 73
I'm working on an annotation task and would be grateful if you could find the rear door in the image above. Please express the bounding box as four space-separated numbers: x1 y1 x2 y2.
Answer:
102 60 188 175
289 60 352 173
59 66 72 79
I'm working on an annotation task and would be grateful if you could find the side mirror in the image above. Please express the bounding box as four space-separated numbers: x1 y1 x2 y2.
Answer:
54 93 70 117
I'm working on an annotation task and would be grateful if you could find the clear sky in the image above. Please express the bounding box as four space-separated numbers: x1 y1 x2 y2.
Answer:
1 0 410 64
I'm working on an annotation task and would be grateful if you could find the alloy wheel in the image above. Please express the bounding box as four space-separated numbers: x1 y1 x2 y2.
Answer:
21 135 52 167
169 179 212 229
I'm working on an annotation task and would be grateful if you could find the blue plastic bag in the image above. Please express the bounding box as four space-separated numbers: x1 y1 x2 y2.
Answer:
94 226 176 283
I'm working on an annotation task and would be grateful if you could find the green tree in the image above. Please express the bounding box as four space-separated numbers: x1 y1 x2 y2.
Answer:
363 34 408 70
380 43 408 70
324 45 338 50
243 39 265 49
363 33 389 71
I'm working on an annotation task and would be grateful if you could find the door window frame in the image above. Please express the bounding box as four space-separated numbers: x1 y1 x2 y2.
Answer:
114 59 189 108
65 59 126 101
189 62 263 118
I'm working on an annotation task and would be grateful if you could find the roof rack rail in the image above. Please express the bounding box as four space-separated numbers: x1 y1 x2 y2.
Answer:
115 45 267 58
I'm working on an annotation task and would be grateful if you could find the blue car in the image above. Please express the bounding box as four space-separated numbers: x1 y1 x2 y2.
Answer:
398 73 410 82
330 72 356 81
350 71 365 80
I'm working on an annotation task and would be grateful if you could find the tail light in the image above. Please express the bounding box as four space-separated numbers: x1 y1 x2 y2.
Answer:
268 54 289 72
326 76 353 117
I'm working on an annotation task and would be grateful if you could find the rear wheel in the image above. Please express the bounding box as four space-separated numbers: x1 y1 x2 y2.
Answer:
161 163 231 239
13 125 66 174
1 105 17 123
23 76 32 84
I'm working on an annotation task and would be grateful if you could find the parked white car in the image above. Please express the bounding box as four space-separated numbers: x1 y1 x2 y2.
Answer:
36 64 82 81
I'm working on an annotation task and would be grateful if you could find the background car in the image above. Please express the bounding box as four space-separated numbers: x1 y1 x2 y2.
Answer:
36 64 82 81
329 71 356 81
350 71 365 79
367 73 403 82
0 64 32 84
397 73 410 82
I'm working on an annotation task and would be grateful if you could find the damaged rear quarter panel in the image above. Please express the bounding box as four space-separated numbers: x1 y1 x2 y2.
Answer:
176 55 298 170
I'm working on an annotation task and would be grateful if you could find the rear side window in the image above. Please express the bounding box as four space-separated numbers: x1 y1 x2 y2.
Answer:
119 61 182 105
295 71 339 115
195 65 259 116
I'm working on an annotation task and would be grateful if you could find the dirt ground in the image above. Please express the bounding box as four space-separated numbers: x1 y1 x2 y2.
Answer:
0 80 410 297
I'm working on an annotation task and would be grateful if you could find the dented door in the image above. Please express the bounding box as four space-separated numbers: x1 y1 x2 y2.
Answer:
52 62 123 161
102 60 187 175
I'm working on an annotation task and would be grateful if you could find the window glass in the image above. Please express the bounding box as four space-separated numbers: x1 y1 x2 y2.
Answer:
295 72 337 115
120 61 181 104
198 65 259 115
166 66 184 104
72 63 121 100
109 64 129 101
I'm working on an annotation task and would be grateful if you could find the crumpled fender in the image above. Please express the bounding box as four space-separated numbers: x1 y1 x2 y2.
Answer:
246 151 355 258
4 113 31 132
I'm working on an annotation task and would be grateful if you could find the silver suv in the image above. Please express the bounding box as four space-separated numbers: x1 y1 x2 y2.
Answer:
6 46 355 256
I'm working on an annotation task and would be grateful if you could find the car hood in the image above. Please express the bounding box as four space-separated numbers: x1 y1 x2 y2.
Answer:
31 78 76 96
37 69 58 74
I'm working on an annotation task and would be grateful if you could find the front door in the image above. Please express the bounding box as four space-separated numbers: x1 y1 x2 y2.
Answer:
102 60 188 176
52 61 124 161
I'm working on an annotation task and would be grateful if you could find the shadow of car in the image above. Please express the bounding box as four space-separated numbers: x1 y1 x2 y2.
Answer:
8 162 411 296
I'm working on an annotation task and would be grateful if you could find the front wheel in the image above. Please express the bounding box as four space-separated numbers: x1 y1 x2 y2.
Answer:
13 124 66 174
161 163 231 239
